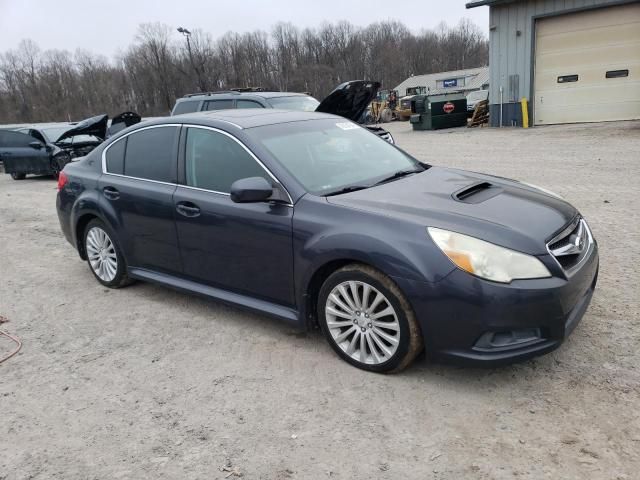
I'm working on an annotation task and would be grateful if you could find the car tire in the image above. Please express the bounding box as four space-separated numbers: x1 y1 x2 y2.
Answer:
380 108 393 123
10 172 26 180
83 219 132 288
318 264 423 373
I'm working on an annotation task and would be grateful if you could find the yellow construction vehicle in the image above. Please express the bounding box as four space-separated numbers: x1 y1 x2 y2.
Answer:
396 86 427 121
368 89 398 123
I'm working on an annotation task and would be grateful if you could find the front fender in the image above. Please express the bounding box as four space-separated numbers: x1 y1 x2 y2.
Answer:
299 231 431 289
293 196 456 318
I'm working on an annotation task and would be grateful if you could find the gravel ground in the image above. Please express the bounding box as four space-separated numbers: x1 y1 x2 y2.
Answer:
1 120 639 479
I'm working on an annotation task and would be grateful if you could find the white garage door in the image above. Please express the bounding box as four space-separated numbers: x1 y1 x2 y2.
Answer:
534 3 640 125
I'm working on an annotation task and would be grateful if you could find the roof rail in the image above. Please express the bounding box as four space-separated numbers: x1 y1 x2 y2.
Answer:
230 87 266 92
182 90 241 98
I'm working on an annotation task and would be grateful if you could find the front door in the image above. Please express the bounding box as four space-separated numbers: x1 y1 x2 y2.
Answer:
0 130 50 176
173 126 295 306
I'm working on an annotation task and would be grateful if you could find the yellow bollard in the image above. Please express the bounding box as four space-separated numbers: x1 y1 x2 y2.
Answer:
521 97 529 128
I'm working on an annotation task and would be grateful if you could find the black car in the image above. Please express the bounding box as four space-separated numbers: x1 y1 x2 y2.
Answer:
171 80 395 144
56 109 598 372
1 115 108 180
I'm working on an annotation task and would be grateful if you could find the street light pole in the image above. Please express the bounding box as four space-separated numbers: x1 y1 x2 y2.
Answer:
177 26 206 92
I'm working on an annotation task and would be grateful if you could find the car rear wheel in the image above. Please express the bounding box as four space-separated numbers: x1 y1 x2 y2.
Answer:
318 264 423 373
10 172 26 180
83 219 132 288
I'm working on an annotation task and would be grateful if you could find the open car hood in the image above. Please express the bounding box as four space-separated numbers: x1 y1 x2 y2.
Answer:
315 80 380 122
55 114 108 143
108 111 141 137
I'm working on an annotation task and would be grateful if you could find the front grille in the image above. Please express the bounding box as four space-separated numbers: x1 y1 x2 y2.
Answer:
547 218 592 273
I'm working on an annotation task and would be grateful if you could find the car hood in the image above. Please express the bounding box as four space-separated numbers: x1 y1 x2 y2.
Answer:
315 80 380 122
55 114 108 143
326 166 578 255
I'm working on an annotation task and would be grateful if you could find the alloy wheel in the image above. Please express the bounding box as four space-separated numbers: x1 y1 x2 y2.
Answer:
325 280 400 365
85 226 118 282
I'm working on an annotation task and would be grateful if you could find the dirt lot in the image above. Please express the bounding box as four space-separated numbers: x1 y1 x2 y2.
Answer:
1 120 639 479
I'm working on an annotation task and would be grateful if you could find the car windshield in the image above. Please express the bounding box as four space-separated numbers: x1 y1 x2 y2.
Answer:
251 119 424 196
267 96 320 112
41 126 73 142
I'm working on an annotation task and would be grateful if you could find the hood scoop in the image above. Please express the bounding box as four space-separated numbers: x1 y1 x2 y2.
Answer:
454 182 502 204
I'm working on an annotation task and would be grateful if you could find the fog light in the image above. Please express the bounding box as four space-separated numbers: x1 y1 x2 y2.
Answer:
473 328 543 351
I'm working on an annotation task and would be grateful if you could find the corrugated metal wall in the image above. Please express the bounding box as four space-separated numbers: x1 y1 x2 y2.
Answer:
488 0 637 126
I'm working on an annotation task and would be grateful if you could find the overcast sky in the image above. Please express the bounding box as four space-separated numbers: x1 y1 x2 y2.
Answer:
0 0 488 58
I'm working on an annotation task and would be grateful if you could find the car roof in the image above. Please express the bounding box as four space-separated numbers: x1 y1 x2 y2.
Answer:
176 91 309 102
153 109 339 129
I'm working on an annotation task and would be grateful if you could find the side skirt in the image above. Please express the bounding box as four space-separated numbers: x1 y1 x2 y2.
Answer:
128 267 303 328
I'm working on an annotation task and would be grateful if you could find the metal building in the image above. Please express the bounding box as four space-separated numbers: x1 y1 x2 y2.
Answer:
467 0 640 126
393 67 489 97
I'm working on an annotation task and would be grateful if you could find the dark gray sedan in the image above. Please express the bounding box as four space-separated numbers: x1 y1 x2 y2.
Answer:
56 109 598 372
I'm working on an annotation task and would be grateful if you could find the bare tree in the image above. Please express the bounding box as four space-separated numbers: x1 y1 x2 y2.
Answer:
0 20 488 123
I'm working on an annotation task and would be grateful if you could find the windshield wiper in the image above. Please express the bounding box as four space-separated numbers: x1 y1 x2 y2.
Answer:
323 185 370 197
372 168 424 186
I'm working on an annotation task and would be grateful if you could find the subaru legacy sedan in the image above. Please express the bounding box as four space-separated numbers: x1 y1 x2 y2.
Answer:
56 109 598 372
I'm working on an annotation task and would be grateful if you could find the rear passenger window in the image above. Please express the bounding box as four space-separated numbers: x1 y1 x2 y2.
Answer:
172 100 200 115
185 127 268 193
105 138 126 175
204 100 234 111
236 100 265 109
124 127 177 182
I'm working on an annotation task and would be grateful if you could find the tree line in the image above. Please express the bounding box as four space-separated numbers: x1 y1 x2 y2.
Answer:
0 19 488 124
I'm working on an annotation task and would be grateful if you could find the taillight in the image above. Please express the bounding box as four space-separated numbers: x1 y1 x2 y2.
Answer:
57 171 68 191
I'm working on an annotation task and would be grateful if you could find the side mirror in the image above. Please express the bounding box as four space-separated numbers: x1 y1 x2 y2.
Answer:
29 141 44 150
230 177 273 203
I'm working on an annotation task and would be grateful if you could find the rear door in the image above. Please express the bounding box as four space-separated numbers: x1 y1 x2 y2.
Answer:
99 125 182 274
0 130 50 175
173 125 295 306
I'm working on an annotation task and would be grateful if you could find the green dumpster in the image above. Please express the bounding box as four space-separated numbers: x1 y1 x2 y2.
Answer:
410 93 467 130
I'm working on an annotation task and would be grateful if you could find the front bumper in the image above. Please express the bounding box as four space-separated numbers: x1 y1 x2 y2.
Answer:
395 245 599 367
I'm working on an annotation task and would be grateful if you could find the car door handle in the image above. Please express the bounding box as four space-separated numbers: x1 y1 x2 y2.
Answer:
176 202 201 218
103 186 120 200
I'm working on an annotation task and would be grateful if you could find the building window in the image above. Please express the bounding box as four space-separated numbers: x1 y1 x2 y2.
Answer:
557 75 579 83
606 69 629 79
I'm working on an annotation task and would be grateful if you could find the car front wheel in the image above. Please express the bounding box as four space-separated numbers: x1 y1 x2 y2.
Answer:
10 172 26 180
318 264 423 373
83 219 132 288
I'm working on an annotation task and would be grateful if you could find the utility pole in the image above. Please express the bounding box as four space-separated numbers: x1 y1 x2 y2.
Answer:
177 27 206 92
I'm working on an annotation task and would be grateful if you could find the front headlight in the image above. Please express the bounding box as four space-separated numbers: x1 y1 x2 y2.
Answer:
427 227 551 283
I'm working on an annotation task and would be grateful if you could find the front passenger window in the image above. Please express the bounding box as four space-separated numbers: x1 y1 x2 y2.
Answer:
184 127 268 193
